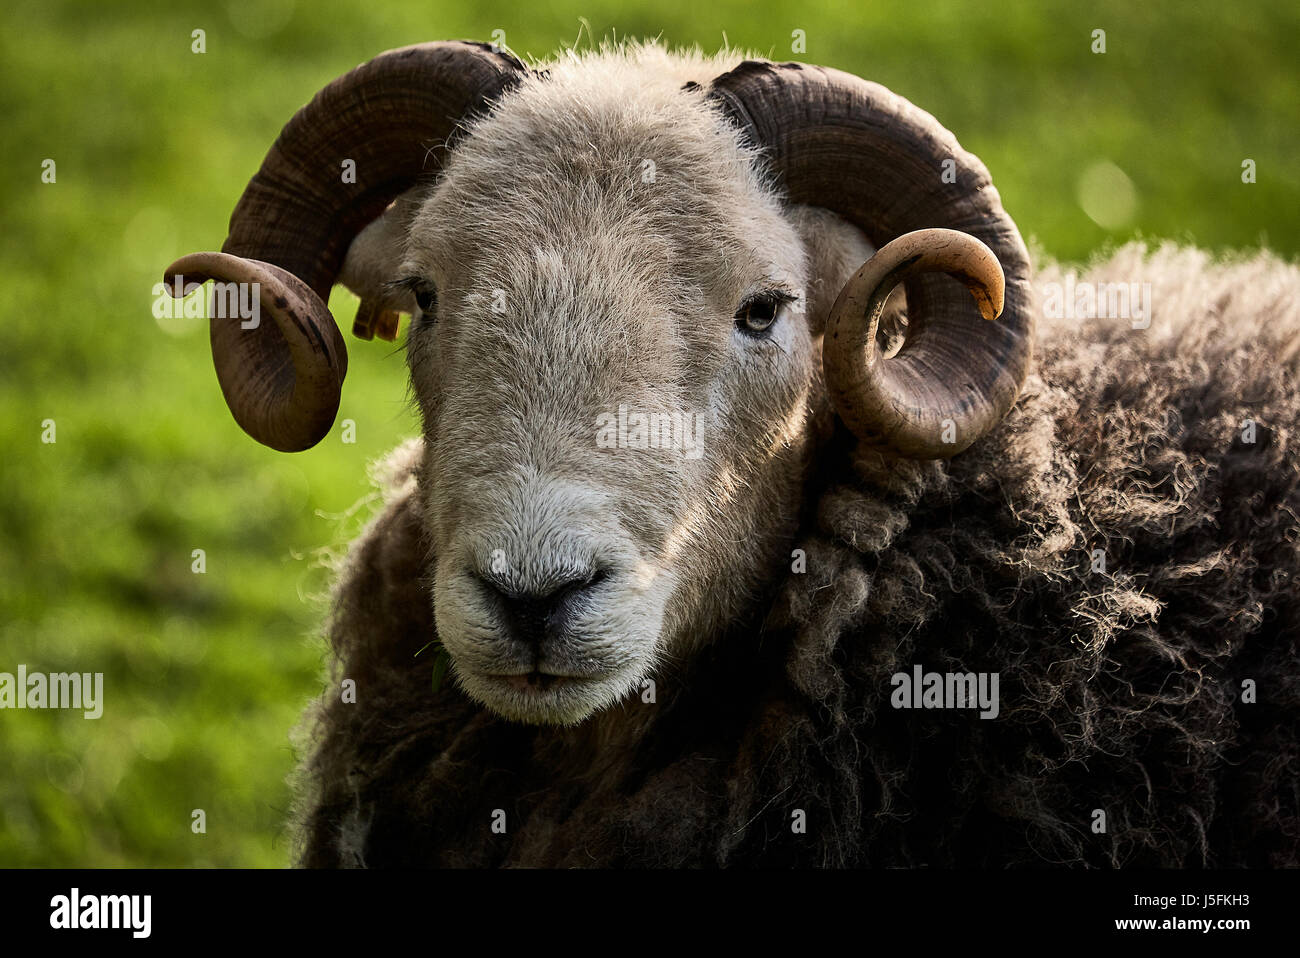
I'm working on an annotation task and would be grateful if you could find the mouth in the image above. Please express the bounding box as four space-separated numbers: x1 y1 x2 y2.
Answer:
457 656 645 725
487 670 605 695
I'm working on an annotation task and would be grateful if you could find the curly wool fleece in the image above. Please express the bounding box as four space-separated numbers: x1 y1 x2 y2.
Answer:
290 243 1300 867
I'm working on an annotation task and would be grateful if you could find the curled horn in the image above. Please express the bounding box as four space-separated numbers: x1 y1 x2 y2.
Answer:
163 41 527 451
707 62 1033 458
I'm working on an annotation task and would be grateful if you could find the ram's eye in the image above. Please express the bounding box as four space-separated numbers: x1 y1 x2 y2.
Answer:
734 291 792 337
385 276 438 323
414 285 437 315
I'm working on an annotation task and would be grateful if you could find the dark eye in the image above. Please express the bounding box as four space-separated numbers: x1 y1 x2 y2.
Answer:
415 284 437 315
734 291 791 337
385 276 439 324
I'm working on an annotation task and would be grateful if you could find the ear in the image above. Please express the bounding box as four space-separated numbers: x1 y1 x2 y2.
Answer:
789 205 906 353
338 186 425 340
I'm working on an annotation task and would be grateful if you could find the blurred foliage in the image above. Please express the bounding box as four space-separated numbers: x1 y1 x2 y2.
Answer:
0 0 1295 866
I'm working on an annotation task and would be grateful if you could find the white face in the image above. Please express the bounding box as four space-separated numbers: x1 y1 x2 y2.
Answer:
388 66 858 725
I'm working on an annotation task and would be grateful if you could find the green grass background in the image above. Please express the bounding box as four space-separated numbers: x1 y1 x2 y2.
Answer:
1 0 1296 866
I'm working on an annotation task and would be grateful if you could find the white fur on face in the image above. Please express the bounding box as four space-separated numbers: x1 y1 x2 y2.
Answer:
392 45 867 725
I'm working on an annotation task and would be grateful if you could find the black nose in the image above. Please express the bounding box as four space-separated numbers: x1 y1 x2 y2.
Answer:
481 570 605 647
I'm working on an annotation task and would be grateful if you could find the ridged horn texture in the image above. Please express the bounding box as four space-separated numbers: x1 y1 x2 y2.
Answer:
707 61 1034 458
162 41 527 451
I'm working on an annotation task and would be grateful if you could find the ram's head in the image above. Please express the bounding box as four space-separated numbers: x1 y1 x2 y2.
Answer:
165 42 1032 724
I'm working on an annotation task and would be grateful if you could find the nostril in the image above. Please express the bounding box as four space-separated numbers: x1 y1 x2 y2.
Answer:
475 566 607 647
500 593 553 648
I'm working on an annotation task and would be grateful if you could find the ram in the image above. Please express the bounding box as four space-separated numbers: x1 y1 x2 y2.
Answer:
165 41 1300 867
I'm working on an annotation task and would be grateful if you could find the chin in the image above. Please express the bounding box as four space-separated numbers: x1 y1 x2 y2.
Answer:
453 663 643 726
